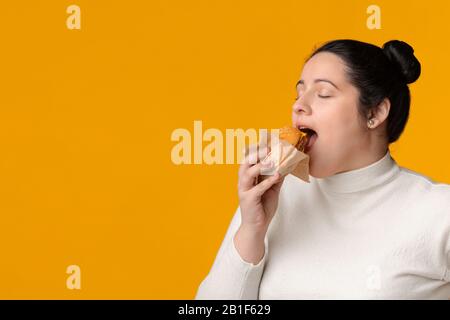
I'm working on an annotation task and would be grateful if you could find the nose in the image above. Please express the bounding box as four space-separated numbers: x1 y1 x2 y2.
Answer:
292 96 312 115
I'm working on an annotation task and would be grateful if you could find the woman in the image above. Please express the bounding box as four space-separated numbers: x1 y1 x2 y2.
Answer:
195 39 450 299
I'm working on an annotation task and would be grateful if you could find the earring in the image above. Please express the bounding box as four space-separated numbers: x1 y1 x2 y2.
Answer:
367 119 375 128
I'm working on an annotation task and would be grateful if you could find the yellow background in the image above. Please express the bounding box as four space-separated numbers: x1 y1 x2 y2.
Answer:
0 0 449 299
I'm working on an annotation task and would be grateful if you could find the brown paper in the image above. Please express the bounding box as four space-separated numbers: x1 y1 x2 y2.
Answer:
260 139 310 183
243 130 310 183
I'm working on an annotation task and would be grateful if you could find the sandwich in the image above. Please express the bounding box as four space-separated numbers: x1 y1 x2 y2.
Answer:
279 126 310 152
257 125 311 183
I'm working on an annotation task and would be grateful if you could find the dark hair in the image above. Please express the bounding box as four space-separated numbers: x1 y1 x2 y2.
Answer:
309 39 421 143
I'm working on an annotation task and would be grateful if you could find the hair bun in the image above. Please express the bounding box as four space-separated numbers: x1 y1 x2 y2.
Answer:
382 40 421 84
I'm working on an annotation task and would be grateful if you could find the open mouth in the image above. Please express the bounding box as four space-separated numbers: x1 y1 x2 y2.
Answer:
298 127 318 153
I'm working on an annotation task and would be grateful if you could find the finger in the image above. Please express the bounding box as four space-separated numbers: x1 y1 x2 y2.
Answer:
258 145 270 162
238 153 256 178
239 159 274 191
238 146 269 178
249 144 269 163
239 162 263 191
253 172 281 196
238 160 251 179
271 175 285 194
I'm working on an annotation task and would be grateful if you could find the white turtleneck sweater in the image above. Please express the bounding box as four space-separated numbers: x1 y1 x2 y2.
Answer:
195 150 450 299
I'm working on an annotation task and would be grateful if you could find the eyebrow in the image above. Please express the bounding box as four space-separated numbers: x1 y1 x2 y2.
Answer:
295 78 340 90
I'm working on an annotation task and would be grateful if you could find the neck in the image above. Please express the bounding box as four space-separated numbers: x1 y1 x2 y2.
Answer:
337 141 389 175
314 148 400 194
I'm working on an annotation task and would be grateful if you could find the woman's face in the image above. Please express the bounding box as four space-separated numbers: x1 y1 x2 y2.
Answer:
292 52 371 178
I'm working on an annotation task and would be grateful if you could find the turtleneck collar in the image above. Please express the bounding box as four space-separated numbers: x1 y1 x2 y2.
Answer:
313 149 400 194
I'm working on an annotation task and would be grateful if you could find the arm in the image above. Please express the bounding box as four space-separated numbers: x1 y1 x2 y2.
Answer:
195 206 269 300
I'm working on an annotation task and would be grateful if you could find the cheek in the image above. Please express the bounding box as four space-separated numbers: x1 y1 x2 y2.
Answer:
318 101 361 146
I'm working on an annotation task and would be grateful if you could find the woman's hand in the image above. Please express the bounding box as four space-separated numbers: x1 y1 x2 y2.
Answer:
237 146 285 236
233 146 285 264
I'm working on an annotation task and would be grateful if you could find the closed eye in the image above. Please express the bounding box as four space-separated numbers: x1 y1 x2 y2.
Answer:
318 94 331 98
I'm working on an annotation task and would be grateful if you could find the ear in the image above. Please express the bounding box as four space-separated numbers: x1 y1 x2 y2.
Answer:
368 98 390 128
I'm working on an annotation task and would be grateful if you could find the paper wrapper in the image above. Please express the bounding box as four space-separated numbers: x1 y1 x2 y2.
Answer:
244 130 310 183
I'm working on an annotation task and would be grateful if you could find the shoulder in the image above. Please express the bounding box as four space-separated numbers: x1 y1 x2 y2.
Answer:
397 166 450 207
397 167 450 253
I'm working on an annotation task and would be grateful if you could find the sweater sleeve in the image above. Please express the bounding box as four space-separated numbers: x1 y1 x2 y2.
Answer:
446 251 450 282
441 190 450 283
195 206 269 300
445 227 450 282
441 192 450 283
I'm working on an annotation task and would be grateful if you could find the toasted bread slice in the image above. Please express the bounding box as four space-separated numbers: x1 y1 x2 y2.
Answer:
279 126 309 152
